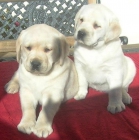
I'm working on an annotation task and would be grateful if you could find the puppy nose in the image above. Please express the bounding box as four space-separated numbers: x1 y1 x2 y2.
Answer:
77 30 86 39
31 59 41 70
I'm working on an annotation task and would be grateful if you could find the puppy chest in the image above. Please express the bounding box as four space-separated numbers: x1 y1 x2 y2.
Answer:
19 75 52 99
85 68 109 91
86 69 106 84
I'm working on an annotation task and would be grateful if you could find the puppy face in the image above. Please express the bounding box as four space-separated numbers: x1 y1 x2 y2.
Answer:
74 4 121 47
16 24 69 75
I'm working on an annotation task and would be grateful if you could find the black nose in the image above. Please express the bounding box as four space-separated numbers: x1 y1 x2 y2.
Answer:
31 59 41 70
77 30 86 40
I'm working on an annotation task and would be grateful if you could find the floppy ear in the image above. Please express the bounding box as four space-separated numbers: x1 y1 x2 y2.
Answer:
59 34 69 66
105 19 121 43
16 30 25 63
16 36 21 63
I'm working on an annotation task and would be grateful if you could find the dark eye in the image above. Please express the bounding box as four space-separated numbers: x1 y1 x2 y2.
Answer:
44 48 51 53
26 46 31 51
94 23 101 29
80 18 83 22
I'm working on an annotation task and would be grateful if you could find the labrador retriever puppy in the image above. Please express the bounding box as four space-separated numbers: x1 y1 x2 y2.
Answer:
5 24 78 138
74 4 136 114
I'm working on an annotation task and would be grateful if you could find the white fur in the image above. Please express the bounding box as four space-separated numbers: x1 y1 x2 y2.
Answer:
74 4 136 114
5 24 78 138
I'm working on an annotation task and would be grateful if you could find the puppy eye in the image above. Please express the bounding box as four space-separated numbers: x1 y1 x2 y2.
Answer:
26 46 31 51
80 18 83 22
94 23 101 29
44 48 51 53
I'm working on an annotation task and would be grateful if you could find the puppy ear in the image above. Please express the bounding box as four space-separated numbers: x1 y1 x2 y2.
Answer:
16 36 21 63
105 19 121 43
59 34 69 66
16 30 25 63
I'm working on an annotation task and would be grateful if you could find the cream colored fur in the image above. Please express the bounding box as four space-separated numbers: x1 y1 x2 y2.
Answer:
5 24 78 138
74 4 136 114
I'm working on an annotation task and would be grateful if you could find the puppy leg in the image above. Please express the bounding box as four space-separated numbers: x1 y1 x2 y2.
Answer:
74 61 88 100
5 70 19 94
18 88 37 134
33 89 63 138
106 74 126 114
107 88 125 114
122 88 132 104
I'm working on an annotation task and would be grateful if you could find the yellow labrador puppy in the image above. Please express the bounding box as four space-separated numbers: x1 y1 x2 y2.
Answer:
74 4 136 114
5 24 78 138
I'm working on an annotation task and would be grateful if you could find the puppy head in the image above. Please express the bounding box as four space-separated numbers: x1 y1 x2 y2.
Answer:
16 24 69 75
74 4 121 47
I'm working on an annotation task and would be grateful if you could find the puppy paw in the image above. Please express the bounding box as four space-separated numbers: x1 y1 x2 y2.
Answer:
17 120 35 134
122 93 132 105
32 124 53 138
107 102 125 114
74 88 88 100
74 94 86 100
5 82 19 94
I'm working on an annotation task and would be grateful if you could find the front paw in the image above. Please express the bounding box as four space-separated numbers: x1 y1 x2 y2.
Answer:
32 123 53 138
107 102 125 114
74 89 87 100
5 82 19 94
17 120 35 134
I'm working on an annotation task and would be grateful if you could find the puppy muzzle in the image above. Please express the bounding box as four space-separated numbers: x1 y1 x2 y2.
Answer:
31 59 41 71
77 30 86 40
